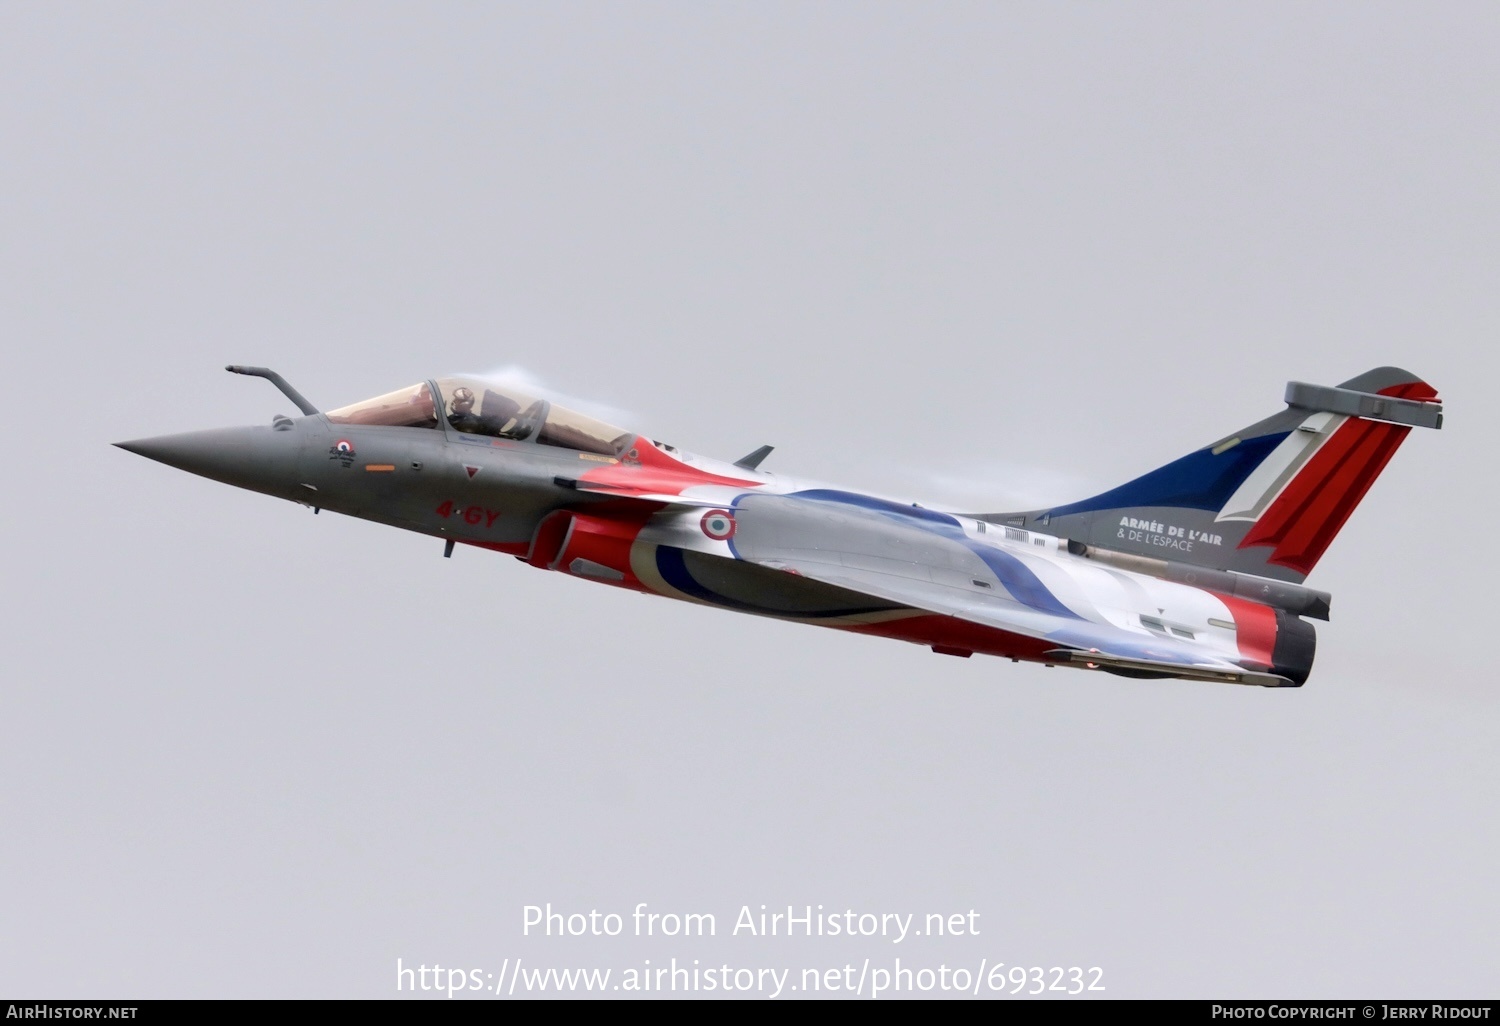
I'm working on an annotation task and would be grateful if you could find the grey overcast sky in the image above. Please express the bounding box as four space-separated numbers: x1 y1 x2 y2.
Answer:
2 2 1497 999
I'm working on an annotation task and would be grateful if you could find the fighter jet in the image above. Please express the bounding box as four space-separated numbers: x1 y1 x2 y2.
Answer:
117 366 1441 687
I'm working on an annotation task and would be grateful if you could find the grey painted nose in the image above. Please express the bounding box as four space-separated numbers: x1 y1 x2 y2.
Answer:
115 425 302 498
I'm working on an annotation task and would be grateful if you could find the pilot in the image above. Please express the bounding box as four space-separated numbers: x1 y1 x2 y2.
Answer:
447 387 483 433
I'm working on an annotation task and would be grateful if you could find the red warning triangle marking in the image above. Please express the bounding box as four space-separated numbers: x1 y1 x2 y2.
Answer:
465 465 479 479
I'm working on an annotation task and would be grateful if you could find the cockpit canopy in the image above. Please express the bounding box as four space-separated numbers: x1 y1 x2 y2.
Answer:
325 382 439 429
325 377 633 457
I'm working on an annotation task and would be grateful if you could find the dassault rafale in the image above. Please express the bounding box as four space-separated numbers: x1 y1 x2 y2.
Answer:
118 365 1441 687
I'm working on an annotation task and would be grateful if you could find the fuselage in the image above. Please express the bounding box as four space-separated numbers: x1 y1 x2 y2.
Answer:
117 374 1316 685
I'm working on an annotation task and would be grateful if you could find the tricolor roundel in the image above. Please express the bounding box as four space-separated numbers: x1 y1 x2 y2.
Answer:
700 509 736 541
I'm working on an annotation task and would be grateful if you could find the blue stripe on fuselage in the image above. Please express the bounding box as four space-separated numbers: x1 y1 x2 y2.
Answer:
967 546 1080 620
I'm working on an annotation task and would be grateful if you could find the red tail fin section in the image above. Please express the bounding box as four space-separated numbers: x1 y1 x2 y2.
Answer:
1237 375 1440 575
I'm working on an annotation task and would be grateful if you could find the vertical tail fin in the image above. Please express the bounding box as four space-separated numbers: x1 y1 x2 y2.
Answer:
988 368 1442 583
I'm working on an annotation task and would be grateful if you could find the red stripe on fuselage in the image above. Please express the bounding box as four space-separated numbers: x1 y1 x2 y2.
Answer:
578 436 762 498
551 512 650 591
1214 594 1278 670
842 614 1059 661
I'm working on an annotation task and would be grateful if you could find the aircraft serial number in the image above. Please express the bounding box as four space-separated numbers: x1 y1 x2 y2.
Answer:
434 500 501 528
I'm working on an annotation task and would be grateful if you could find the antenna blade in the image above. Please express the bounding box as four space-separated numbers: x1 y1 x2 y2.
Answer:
733 444 774 470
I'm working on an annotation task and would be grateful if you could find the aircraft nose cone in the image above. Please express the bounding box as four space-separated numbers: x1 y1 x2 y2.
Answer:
113 436 193 463
115 425 303 498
